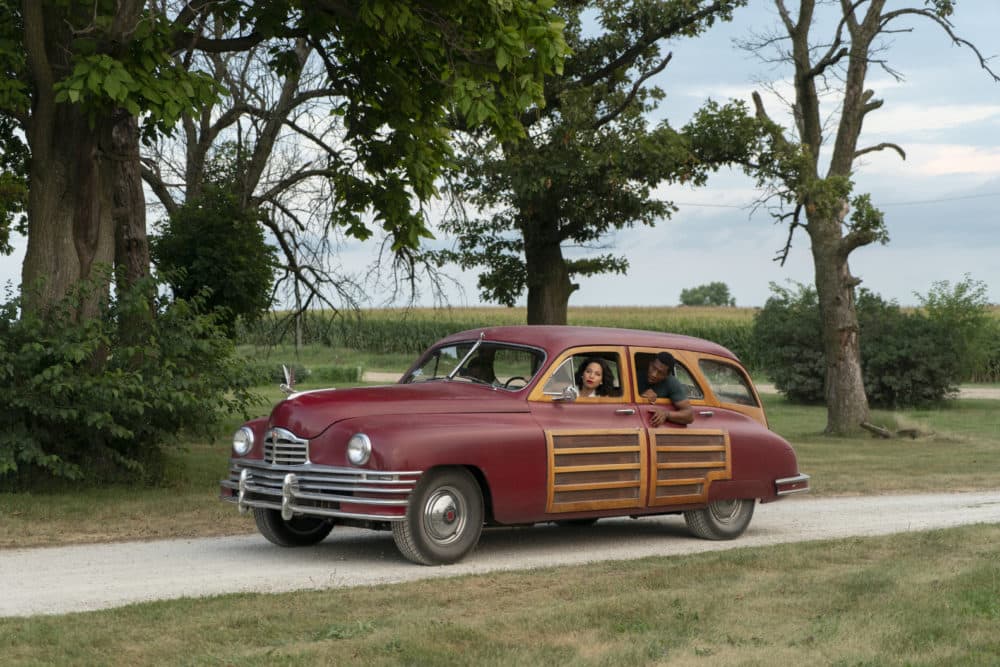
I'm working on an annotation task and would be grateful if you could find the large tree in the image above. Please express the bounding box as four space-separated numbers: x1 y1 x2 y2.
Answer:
728 0 998 434
3 0 568 318
433 0 747 324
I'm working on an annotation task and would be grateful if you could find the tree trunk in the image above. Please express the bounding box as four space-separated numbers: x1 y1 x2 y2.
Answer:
21 107 116 319
523 216 576 325
809 215 870 435
112 114 150 290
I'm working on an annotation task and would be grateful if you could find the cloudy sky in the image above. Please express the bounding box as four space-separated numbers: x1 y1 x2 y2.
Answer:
3 1 998 308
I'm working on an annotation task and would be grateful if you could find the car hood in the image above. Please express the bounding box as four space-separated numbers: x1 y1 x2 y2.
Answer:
268 381 530 438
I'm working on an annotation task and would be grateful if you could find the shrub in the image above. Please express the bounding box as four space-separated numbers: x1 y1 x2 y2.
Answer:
752 282 825 403
150 182 278 337
0 278 260 488
754 280 989 408
856 290 958 408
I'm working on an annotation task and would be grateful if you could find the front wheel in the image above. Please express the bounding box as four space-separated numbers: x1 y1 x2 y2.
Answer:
253 508 334 546
684 499 755 540
392 468 484 565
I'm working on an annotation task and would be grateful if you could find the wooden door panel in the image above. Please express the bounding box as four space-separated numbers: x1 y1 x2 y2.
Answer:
647 429 731 506
545 429 648 513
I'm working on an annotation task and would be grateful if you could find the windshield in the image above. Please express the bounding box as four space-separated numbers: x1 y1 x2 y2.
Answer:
405 342 545 390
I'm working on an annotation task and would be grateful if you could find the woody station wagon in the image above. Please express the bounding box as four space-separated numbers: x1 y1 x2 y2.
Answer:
220 326 809 565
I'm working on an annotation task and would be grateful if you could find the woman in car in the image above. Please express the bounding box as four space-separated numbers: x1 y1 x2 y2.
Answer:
575 357 615 398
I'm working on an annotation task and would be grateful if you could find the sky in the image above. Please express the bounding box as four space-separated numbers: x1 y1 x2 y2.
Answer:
3 1 999 308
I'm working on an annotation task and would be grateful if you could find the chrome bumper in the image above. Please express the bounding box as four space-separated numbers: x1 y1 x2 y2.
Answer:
221 459 422 522
775 473 811 496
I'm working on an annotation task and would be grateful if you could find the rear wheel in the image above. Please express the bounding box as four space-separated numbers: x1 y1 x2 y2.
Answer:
684 499 755 540
253 508 334 546
392 468 484 565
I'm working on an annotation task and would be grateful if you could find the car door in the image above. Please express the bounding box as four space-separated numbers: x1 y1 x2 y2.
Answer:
527 346 648 516
628 347 734 509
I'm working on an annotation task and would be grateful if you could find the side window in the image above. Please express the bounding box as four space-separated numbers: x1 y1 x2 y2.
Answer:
699 359 758 407
634 352 704 400
673 363 705 400
540 351 623 399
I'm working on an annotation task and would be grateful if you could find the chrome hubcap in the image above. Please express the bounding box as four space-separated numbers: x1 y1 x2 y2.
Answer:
424 486 466 545
708 499 742 524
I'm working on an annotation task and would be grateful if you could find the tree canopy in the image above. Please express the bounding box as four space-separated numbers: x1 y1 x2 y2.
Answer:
3 0 569 316
432 0 749 324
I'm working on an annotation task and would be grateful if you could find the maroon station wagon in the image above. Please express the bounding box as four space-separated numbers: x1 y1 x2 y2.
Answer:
220 326 810 565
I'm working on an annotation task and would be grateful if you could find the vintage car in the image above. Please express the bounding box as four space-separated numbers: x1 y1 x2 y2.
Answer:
220 326 809 565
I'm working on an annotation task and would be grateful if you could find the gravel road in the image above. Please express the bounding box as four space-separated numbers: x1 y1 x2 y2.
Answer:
2 492 998 617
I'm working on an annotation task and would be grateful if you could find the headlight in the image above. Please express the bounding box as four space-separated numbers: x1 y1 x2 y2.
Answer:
346 433 372 466
232 426 254 457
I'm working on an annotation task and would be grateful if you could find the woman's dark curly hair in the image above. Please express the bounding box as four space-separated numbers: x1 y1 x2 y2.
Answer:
574 357 616 396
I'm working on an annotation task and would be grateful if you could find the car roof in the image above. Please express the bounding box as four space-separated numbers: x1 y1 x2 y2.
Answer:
437 325 739 362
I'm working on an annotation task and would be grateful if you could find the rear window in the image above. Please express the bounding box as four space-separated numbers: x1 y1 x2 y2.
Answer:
699 359 758 407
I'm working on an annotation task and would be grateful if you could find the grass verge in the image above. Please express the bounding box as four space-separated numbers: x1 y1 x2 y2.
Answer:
1 525 998 665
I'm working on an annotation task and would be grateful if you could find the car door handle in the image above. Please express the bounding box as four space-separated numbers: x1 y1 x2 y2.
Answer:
615 408 636 415
699 410 715 417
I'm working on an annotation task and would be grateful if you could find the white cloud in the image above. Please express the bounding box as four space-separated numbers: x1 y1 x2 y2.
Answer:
863 104 1000 136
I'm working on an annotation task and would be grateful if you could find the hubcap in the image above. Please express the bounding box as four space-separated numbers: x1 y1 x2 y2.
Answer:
424 486 466 545
708 499 742 524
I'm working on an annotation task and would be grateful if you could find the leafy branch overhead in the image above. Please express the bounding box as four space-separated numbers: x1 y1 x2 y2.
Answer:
433 0 751 324
7 0 571 319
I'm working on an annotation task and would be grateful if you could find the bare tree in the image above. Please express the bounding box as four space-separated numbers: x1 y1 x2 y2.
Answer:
740 0 997 434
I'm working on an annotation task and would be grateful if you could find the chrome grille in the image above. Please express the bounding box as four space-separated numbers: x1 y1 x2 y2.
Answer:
264 427 309 465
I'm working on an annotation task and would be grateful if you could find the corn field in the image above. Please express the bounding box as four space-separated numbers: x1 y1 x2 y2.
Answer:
239 305 1000 381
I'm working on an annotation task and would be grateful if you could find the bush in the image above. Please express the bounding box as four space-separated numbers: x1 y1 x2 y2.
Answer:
856 290 958 408
754 280 990 408
0 278 260 488
752 282 825 403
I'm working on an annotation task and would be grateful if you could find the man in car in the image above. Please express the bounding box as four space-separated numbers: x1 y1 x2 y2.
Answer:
639 351 694 426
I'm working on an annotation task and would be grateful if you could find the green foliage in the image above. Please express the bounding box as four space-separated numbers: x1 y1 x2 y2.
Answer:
755 279 995 408
752 282 826 403
150 171 277 336
679 282 735 307
5 1 570 313
433 1 748 310
0 277 260 488
915 275 994 381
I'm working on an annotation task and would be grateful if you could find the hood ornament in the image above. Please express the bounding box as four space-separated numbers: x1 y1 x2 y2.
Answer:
280 364 295 395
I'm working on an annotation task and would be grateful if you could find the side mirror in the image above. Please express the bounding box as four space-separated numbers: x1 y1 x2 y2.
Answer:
553 384 579 402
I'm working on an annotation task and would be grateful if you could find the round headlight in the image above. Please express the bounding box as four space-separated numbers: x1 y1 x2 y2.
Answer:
346 433 372 466
232 426 254 457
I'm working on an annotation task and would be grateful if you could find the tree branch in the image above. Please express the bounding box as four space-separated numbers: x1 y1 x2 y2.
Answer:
854 142 905 160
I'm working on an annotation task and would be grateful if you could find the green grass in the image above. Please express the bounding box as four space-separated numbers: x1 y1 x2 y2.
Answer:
764 395 1000 495
2 525 998 665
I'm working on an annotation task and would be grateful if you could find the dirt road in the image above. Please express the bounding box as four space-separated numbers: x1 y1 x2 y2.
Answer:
2 492 998 617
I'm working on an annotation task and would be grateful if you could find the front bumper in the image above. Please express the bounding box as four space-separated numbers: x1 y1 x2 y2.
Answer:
221 458 423 522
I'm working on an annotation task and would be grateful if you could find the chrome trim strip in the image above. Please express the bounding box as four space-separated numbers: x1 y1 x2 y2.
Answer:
221 459 423 522
775 473 811 496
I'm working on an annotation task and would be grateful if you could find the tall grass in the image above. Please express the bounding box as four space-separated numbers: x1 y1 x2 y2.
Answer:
241 306 767 371
240 305 1000 380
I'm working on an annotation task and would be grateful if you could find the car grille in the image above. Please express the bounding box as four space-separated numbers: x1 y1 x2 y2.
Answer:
264 427 309 465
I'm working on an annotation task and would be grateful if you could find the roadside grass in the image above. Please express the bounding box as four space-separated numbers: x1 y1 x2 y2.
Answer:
2 525 998 665
1 368 998 549
763 395 1000 495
